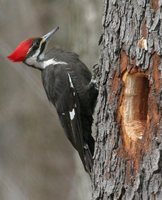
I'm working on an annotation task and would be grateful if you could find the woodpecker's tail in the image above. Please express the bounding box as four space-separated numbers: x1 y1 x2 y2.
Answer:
83 145 93 174
78 136 94 175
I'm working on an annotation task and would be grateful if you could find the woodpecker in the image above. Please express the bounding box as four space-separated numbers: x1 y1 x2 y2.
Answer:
7 27 98 174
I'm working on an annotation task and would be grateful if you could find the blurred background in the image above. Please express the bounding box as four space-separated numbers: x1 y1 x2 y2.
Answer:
0 0 101 199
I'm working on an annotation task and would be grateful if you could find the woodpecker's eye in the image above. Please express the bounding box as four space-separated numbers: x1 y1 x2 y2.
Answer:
34 41 40 48
32 38 42 50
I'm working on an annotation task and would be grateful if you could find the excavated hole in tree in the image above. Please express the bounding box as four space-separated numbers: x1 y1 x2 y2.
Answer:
121 73 149 142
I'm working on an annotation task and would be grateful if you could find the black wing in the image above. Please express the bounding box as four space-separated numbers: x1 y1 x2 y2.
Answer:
42 64 93 173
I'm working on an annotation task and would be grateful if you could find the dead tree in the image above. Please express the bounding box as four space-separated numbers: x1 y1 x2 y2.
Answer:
92 0 162 199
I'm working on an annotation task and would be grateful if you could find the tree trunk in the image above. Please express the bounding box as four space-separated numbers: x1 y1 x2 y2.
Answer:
92 0 162 199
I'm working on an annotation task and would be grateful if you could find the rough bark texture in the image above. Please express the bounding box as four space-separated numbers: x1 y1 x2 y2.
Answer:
92 0 162 199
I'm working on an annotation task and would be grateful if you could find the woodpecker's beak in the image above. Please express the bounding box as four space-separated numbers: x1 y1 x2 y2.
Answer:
42 26 59 42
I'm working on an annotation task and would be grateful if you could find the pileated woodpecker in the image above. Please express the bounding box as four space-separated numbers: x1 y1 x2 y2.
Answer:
7 27 98 174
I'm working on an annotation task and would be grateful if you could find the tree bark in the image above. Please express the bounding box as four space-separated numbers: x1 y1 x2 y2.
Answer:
92 0 162 199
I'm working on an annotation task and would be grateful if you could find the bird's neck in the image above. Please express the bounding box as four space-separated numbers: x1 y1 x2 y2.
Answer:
24 56 67 70
42 59 67 69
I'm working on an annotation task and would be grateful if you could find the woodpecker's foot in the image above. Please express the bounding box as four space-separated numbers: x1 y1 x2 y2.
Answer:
87 79 98 91
92 64 99 77
91 64 99 89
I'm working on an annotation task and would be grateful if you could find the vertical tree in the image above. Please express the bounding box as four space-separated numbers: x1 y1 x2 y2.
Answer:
92 0 162 199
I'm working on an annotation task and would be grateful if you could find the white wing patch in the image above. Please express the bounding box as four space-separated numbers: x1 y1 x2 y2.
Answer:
69 108 75 120
67 73 74 88
67 73 76 120
43 59 67 69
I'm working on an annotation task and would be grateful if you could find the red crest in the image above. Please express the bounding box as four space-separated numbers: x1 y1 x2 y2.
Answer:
7 39 33 62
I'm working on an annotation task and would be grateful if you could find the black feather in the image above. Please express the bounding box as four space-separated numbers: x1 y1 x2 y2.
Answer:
41 48 98 173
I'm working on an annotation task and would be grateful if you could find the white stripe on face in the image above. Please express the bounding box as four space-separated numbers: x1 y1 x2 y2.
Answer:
43 59 67 69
